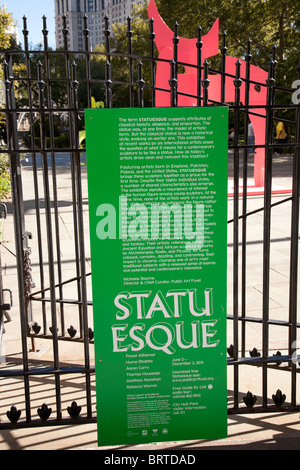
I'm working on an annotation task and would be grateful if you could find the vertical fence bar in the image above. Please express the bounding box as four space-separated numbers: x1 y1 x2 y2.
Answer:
22 15 29 51
173 22 179 77
62 14 68 51
196 26 203 107
127 17 134 107
62 16 84 338
149 17 156 107
137 61 145 108
83 15 92 108
43 15 65 336
241 39 252 356
71 62 92 418
169 60 177 107
221 32 227 104
262 55 276 408
3 60 32 423
171 22 179 106
289 52 300 407
37 61 61 420
104 15 111 63
233 60 242 408
62 14 72 108
22 17 47 337
105 60 112 109
104 16 112 108
202 60 209 107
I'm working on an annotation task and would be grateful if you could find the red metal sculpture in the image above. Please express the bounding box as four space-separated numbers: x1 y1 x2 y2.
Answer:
148 0 269 190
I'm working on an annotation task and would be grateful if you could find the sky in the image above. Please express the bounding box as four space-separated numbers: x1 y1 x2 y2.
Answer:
4 0 56 48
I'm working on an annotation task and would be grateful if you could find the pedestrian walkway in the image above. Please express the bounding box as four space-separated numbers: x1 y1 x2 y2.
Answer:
0 410 300 450
0 150 300 450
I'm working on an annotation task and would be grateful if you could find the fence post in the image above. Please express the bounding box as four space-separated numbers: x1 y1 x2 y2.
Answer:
289 51 300 406
3 59 31 423
262 54 276 408
137 61 145 108
149 17 156 107
37 61 62 420
221 32 227 104
241 39 252 357
202 60 210 107
169 60 177 107
104 16 112 108
83 15 92 108
127 16 134 107
233 59 242 408
71 62 93 418
104 15 111 63
196 26 203 107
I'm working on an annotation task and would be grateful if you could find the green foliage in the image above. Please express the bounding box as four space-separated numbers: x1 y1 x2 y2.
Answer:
28 135 70 149
0 5 19 200
154 0 300 87
75 54 106 108
33 116 61 138
0 154 11 200
0 5 14 50
0 5 26 87
22 115 71 149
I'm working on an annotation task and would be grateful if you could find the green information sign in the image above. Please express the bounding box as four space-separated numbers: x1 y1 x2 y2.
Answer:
85 106 228 447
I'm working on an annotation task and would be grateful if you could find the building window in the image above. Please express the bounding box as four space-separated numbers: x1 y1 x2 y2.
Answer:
77 0 81 12
57 0 60 15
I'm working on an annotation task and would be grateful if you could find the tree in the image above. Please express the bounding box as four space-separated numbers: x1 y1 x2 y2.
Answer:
0 5 18 200
0 5 27 102
15 45 76 109
0 5 15 50
75 51 106 109
100 3 155 107
154 0 300 86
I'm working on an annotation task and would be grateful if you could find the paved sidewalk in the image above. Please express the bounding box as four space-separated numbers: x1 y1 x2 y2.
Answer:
0 151 300 450
1 411 300 450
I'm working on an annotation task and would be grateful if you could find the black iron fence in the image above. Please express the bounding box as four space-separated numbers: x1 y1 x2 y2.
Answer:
0 13 300 429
